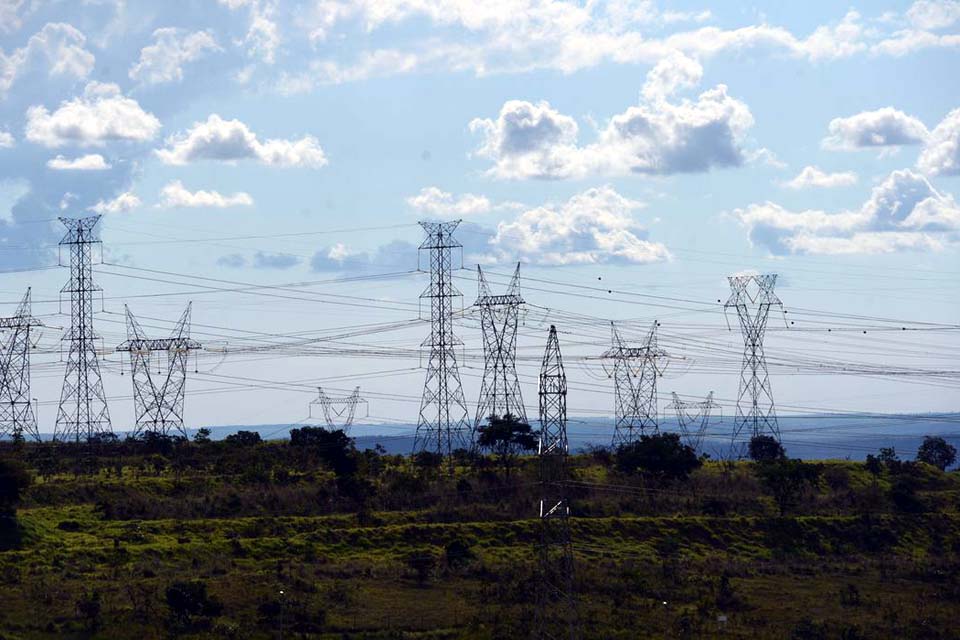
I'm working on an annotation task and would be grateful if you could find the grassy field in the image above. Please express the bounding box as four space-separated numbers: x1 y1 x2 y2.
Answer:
0 436 958 639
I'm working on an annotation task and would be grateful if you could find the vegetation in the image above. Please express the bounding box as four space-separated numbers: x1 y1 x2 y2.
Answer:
0 428 957 638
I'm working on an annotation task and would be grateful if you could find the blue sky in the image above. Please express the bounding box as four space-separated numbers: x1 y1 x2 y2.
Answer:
0 0 958 436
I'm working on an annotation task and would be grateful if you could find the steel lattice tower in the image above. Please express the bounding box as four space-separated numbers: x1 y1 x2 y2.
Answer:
310 386 366 432
534 325 577 640
116 303 200 438
413 220 470 456
604 321 666 447
54 216 112 442
473 264 526 440
669 391 719 453
0 289 42 441
724 274 783 443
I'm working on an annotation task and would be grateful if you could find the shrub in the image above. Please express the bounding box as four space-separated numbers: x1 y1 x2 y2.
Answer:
916 436 957 471
224 431 262 447
615 433 701 482
749 435 785 463
166 580 223 624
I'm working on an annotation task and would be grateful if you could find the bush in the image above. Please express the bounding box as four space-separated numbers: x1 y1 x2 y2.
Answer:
166 580 223 624
224 431 262 447
755 459 822 516
0 457 31 516
916 436 957 471
615 433 701 482
749 435 785 463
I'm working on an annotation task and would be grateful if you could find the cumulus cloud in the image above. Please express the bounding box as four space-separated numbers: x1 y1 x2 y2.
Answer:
156 114 327 168
483 185 670 265
159 180 254 208
217 253 247 268
46 153 111 170
917 108 960 176
735 169 960 255
25 82 161 147
822 107 929 151
129 28 220 85
0 131 13 148
406 187 522 216
0 22 95 96
471 54 753 179
89 191 141 214
253 251 299 269
906 0 960 29
782 166 858 189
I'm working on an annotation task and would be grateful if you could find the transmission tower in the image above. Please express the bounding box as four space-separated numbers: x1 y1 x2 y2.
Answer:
54 216 112 442
116 303 201 438
724 273 783 443
603 321 667 447
534 325 577 640
310 386 367 432
669 391 719 453
0 289 42 441
473 263 526 440
413 220 470 456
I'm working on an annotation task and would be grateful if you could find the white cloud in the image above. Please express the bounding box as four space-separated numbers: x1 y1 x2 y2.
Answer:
822 107 929 151
253 251 299 269
129 28 220 85
220 0 279 63
906 0 960 29
156 114 327 168
484 185 670 265
871 29 960 56
46 153 111 170
90 191 141 214
917 108 960 176
0 22 95 96
407 187 492 216
0 1 27 34
25 82 161 147
735 169 960 255
782 166 858 189
0 131 13 148
159 180 254 208
471 54 753 179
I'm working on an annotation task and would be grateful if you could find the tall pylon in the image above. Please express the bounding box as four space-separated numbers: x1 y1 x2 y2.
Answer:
724 273 783 443
534 325 577 640
413 220 470 456
603 321 667 447
473 264 526 441
116 303 201 438
669 391 719 453
310 386 367 432
0 289 42 441
54 216 112 443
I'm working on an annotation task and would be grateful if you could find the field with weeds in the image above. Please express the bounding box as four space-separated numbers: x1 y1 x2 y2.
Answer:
0 433 958 639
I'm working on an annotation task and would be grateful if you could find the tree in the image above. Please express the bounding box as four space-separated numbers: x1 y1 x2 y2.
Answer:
193 428 212 444
615 433 701 482
224 430 261 447
289 426 356 476
166 580 222 625
748 435 785 463
916 436 957 471
475 414 538 478
0 458 31 517
878 447 901 473
755 459 822 516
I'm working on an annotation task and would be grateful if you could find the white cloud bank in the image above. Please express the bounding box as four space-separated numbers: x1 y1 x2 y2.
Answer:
822 107 929 150
25 82 161 147
483 185 670 265
735 169 960 255
0 22 94 96
46 153 110 170
470 53 754 179
406 187 522 216
156 114 327 168
159 180 254 208
918 108 960 176
782 166 858 189
129 28 220 85
90 191 141 214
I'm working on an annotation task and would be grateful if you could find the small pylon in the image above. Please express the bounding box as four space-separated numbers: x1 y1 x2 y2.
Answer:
0 289 43 441
669 391 719 453
310 386 367 432
603 321 667 447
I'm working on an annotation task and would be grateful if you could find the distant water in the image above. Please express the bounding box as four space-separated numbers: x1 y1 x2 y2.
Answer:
174 413 960 462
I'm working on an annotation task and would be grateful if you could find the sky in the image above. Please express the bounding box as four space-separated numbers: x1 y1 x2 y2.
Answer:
0 0 958 439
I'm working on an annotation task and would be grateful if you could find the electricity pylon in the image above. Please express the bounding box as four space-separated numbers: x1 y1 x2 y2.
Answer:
54 216 112 442
473 264 526 441
116 303 201 438
534 325 577 640
310 386 367 432
0 289 42 441
603 321 666 447
724 273 784 443
669 391 719 453
413 220 470 456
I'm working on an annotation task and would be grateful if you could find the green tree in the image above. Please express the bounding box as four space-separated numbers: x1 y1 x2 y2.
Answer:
289 426 356 476
224 430 262 447
916 436 957 471
193 428 212 444
748 434 785 463
615 433 701 482
476 413 538 478
755 459 822 516
0 457 31 517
